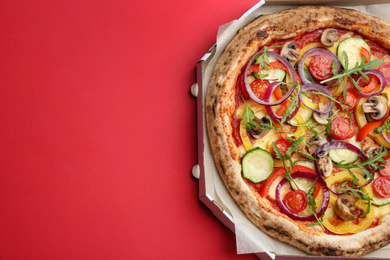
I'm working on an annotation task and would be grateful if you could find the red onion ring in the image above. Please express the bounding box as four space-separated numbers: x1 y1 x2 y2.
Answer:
380 117 390 145
275 171 330 221
314 141 374 195
300 83 334 114
244 50 296 106
297 47 341 85
355 70 386 98
264 82 300 122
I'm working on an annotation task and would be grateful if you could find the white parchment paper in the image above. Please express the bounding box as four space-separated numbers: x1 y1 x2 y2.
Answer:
202 1 390 258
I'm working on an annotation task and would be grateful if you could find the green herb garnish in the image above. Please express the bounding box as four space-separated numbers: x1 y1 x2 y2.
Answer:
272 135 315 190
320 54 383 101
306 180 325 230
254 45 284 80
335 145 387 181
337 182 372 218
375 117 390 133
241 98 274 132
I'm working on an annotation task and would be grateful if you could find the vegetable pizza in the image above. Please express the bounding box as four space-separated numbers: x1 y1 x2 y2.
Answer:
206 6 390 257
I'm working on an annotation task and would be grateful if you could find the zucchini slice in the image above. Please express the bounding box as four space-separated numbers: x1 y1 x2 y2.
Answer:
337 37 371 70
372 194 390 207
328 136 362 165
288 95 316 126
261 67 286 82
242 148 274 183
295 160 315 170
256 56 286 82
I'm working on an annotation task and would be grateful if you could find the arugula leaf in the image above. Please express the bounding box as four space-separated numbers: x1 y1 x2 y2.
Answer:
272 142 284 161
321 57 384 104
240 99 258 131
337 183 373 218
376 118 390 133
241 98 274 132
322 58 383 83
337 145 387 181
313 91 351 118
272 140 299 190
306 180 325 230
253 45 283 80
324 109 338 136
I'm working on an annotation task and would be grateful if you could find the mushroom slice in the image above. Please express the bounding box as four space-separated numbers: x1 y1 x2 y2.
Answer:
362 95 387 120
321 28 340 47
313 102 333 124
250 116 270 139
364 145 379 159
363 145 380 173
334 194 357 221
308 135 327 155
316 154 333 177
280 41 300 61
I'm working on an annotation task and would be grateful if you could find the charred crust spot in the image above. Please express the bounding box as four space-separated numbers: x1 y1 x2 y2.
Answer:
304 19 318 26
317 247 338 256
268 26 277 32
263 225 288 237
256 30 267 38
235 190 240 195
219 160 225 175
212 102 216 118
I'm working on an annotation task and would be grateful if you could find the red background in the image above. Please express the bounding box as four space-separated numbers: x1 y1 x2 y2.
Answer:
0 0 259 259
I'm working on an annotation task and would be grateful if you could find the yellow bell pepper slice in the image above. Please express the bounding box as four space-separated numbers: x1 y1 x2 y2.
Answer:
291 113 305 125
297 42 337 66
355 97 368 129
301 95 318 110
381 86 390 107
322 171 374 234
240 121 254 152
355 97 390 148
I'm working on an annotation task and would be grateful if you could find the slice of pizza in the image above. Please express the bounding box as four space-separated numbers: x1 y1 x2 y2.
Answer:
206 5 390 257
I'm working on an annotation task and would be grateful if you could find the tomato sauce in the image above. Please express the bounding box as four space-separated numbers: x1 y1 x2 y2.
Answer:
365 39 390 58
269 29 351 50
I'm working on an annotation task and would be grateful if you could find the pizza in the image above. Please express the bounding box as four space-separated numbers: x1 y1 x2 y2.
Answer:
205 5 390 257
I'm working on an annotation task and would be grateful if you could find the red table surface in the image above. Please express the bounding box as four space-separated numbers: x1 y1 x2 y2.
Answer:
0 0 260 259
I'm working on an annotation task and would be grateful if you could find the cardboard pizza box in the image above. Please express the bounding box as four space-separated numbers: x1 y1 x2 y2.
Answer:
192 0 390 259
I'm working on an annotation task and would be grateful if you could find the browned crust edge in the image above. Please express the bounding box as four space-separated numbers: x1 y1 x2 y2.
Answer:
205 5 390 257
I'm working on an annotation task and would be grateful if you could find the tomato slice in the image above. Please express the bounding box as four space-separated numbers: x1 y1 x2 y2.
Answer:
379 62 390 86
379 157 390 177
330 116 356 140
250 79 270 100
283 190 308 213
272 138 290 157
373 176 390 198
259 165 317 198
361 47 370 63
357 74 379 93
335 89 359 111
309 55 333 81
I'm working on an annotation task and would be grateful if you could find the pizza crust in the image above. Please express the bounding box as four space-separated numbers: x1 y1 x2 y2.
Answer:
206 6 390 257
